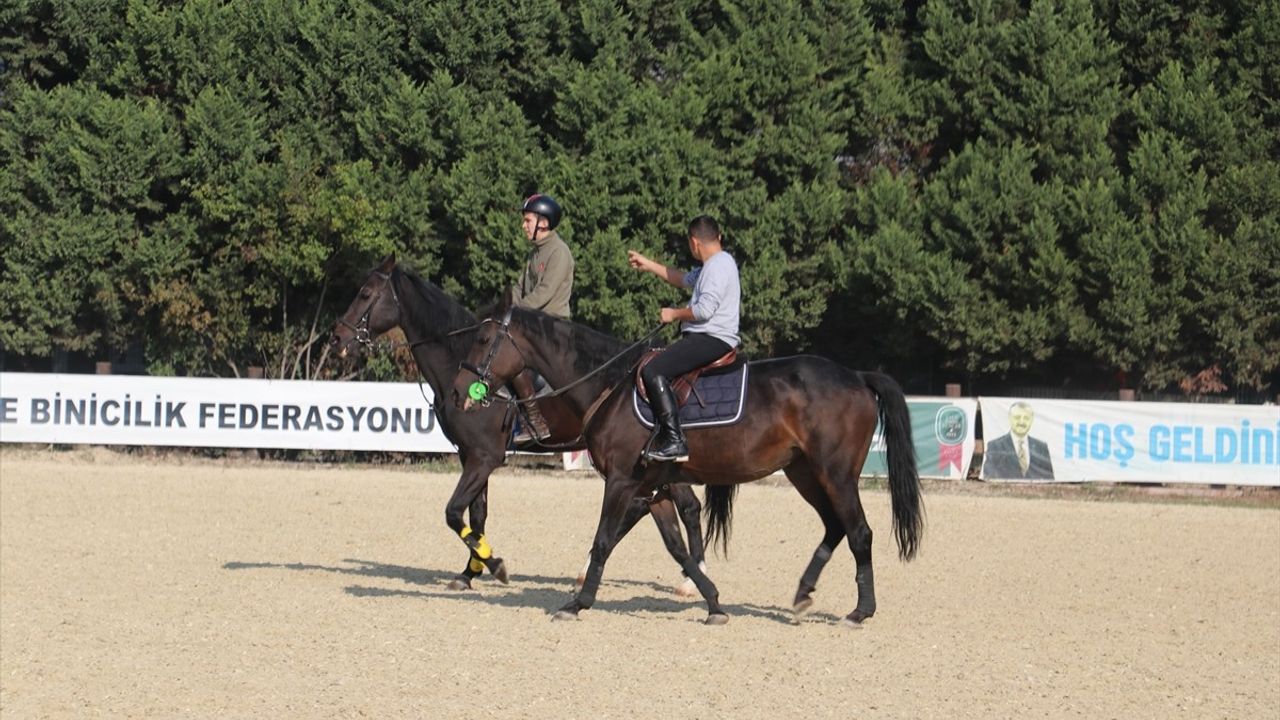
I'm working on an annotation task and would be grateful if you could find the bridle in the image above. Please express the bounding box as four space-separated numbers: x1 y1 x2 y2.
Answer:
335 304 376 348
456 307 530 407
335 269 396 349
335 269 432 352
335 267 442 410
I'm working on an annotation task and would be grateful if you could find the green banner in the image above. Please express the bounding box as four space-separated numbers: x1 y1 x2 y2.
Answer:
860 399 977 480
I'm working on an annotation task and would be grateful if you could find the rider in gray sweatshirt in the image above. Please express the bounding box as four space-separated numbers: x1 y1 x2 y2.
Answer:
626 215 740 462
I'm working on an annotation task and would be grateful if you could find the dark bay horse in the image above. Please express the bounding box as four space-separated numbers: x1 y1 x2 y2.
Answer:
452 306 924 626
329 255 708 593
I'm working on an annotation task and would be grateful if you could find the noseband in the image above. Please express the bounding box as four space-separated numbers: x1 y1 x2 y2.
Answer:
335 310 375 347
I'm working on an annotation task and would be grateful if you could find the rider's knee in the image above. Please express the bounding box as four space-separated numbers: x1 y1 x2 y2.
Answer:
640 363 662 385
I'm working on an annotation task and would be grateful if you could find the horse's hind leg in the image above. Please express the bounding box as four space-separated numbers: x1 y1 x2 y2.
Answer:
818 460 876 626
784 460 847 621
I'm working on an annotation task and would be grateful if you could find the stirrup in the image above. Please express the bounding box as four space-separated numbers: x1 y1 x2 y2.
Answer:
513 423 550 444
644 447 689 463
643 436 689 463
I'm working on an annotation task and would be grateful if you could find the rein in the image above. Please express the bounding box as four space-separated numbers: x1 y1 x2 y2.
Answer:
532 322 669 401
446 323 485 337
514 386 616 452
453 309 670 452
457 313 669 408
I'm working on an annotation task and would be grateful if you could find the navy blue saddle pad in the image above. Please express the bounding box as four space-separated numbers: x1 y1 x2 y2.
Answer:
633 363 749 429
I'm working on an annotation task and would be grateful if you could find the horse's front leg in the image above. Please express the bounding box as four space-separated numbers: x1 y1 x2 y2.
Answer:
554 473 644 621
574 493 655 592
444 457 508 590
573 483 702 598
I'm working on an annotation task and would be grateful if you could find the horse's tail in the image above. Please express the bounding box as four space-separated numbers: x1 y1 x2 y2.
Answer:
861 371 924 561
703 485 739 557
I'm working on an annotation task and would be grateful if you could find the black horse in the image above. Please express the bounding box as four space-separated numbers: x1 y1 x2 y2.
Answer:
452 305 924 625
330 255 708 593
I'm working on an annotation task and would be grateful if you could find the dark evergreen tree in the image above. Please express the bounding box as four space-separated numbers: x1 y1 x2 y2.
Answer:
0 0 1274 396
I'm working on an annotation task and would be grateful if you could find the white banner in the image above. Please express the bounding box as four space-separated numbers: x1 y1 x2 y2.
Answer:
0 373 456 453
979 397 1280 486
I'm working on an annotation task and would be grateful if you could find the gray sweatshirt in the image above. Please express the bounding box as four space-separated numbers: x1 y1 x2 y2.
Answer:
681 250 740 347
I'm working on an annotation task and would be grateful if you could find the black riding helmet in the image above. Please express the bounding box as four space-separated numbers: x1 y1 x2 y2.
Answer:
521 193 562 231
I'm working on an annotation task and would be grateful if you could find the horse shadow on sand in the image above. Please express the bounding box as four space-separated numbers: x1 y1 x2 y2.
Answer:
223 558 841 624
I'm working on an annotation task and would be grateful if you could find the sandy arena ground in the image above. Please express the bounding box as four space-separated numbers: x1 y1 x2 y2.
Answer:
1 449 1278 719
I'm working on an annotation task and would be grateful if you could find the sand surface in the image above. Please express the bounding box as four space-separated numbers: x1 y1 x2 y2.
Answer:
2 451 1278 719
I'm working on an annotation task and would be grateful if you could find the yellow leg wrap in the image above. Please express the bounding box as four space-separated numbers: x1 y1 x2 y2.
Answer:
459 527 493 559
469 557 486 574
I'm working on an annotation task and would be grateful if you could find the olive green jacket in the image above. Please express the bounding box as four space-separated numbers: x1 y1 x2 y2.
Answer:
512 230 574 319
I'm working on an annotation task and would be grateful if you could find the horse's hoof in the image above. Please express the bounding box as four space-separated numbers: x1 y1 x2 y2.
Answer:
841 610 872 628
704 613 729 626
792 597 814 623
552 610 580 622
674 577 698 598
446 578 473 591
491 559 510 585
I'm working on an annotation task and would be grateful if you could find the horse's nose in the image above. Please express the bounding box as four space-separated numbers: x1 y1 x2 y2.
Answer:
330 333 349 359
451 387 473 411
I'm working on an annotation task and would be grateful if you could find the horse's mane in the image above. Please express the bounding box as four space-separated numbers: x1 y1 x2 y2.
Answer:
394 267 478 345
510 308 649 384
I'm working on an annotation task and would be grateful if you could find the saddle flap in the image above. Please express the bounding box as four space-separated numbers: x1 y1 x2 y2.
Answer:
633 361 750 429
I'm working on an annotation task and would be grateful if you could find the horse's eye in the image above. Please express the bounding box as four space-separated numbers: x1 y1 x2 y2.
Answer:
359 289 371 299
478 336 490 345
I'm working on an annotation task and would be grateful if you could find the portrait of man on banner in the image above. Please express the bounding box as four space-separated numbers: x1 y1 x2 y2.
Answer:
985 401 1055 480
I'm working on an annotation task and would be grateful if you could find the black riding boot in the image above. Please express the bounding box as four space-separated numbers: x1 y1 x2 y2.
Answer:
643 376 688 463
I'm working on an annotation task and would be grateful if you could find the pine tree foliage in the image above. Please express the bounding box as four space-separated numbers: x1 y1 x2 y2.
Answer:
0 0 1275 396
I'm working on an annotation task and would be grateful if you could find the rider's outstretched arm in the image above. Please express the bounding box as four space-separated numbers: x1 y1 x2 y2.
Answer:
628 250 686 288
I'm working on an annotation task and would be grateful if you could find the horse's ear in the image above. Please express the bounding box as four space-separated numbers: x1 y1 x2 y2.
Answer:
378 253 396 273
498 287 516 314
